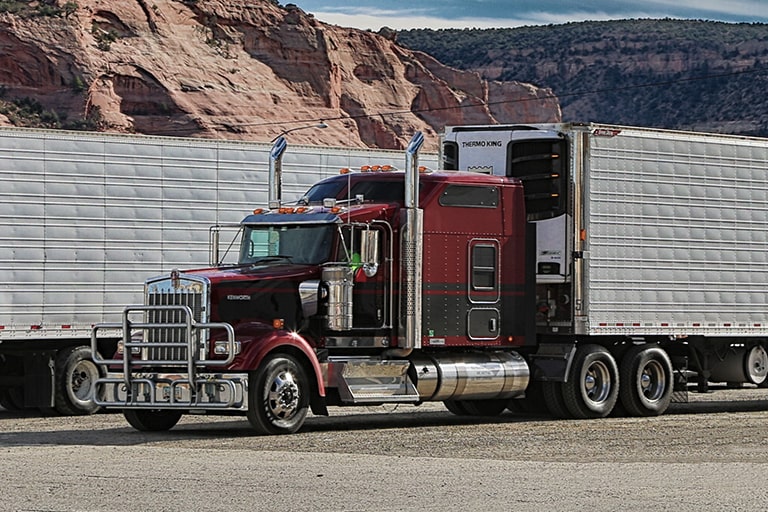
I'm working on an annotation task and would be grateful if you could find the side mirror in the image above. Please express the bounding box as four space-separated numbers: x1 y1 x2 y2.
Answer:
360 229 380 277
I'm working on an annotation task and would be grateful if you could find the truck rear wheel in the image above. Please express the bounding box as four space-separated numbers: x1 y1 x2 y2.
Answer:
124 409 183 431
542 381 571 418
0 388 23 411
53 346 102 416
619 345 673 416
444 400 470 415
507 381 548 414
444 399 507 416
562 344 619 419
247 354 309 435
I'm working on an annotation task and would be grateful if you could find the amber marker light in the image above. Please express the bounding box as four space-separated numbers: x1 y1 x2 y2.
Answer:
272 318 285 329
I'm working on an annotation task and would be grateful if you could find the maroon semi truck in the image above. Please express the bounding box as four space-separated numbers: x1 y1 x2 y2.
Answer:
92 132 552 433
93 125 768 434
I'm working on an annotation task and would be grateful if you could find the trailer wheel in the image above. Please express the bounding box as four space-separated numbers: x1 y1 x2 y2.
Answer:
619 345 673 416
542 381 571 419
124 409 183 431
247 354 309 435
562 344 619 419
53 346 102 416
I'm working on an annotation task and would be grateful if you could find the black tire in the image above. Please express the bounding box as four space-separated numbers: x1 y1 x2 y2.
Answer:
53 346 102 416
0 388 23 411
542 381 571 419
124 409 183 431
619 345 673 417
444 400 471 416
562 344 619 419
458 399 508 416
508 380 549 414
247 354 309 435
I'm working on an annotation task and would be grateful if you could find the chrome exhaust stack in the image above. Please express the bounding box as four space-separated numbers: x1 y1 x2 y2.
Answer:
268 135 287 206
401 132 425 351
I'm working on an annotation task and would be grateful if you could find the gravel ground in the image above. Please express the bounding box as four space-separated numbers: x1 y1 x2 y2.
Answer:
2 387 768 511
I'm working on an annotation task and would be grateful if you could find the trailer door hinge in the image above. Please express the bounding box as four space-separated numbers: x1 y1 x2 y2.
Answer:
572 251 584 259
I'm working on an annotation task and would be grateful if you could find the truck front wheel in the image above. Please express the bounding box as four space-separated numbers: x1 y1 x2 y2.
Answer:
53 346 102 416
247 354 309 435
124 409 183 431
619 345 673 416
562 344 619 419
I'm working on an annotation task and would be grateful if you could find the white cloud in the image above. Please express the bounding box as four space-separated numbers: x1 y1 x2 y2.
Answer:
306 0 767 30
312 10 684 31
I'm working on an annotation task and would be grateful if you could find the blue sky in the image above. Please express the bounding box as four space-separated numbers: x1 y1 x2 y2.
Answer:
292 0 768 30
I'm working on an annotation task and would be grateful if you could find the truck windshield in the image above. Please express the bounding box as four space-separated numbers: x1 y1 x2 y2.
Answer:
239 224 335 265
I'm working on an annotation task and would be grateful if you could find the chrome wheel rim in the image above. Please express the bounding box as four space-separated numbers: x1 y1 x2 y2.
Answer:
583 360 611 405
266 367 300 420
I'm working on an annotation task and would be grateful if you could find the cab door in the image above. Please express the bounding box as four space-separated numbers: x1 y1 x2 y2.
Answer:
467 239 500 341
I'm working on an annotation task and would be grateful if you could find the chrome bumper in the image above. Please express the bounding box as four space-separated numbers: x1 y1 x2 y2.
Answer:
95 372 249 411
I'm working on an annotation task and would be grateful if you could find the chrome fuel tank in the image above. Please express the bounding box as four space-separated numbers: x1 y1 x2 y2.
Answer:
410 351 529 401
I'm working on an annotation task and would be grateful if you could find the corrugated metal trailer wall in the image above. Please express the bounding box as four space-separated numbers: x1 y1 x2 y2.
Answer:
582 125 768 335
0 127 437 339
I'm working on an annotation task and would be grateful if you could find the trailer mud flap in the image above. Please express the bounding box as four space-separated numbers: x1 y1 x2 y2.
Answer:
528 343 575 382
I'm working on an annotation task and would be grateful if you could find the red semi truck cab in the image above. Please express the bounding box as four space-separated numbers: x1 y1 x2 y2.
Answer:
92 133 538 434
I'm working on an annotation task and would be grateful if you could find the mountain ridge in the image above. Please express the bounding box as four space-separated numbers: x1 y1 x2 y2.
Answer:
398 19 768 136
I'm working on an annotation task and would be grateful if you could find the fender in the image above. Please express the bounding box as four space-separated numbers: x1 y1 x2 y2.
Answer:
227 326 325 397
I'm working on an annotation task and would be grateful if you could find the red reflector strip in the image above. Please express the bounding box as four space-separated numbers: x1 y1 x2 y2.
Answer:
30 325 41 330
61 325 71 329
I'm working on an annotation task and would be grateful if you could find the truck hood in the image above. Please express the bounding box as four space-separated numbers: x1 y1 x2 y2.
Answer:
180 264 320 330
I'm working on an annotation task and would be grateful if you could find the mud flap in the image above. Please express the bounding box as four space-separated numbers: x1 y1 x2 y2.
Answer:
528 343 576 382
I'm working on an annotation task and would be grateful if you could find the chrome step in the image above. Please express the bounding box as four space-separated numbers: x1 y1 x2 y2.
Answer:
334 359 420 404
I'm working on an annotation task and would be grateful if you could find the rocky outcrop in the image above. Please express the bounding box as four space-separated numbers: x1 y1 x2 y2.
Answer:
0 0 560 150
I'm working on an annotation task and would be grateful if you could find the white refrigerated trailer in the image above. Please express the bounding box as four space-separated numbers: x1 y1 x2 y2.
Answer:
442 123 768 418
0 126 438 414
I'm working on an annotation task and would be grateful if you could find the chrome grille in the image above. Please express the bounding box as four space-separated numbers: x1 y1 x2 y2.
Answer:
145 280 206 362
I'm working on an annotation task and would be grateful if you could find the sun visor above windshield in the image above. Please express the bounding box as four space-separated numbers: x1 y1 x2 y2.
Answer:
240 211 340 225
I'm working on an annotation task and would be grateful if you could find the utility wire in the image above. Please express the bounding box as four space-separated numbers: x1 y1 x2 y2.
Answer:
205 64 768 132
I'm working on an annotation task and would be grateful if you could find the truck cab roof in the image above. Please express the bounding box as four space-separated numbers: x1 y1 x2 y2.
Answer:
298 170 515 206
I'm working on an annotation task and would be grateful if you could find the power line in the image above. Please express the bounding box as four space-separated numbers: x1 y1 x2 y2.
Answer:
202 64 767 132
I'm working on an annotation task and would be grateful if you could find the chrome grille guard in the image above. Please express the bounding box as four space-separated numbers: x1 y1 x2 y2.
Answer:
91 304 241 409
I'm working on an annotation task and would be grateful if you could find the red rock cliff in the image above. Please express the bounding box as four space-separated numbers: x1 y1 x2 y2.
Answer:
0 0 560 150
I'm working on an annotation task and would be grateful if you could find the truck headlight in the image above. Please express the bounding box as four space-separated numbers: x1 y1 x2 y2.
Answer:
213 340 242 356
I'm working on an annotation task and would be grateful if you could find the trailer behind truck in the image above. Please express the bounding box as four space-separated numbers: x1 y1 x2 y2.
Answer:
443 122 768 416
0 127 436 415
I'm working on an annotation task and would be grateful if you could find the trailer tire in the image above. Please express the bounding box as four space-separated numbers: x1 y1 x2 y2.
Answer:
562 344 619 419
124 409 183 431
619 345 673 416
53 346 102 416
247 354 309 435
542 381 571 418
